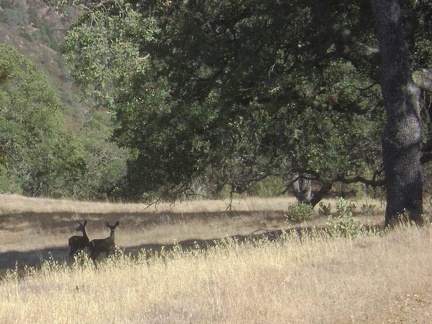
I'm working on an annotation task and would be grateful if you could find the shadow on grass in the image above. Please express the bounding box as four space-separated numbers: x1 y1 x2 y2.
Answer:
0 246 69 277
0 210 383 278
0 227 309 275
122 225 382 257
0 209 290 277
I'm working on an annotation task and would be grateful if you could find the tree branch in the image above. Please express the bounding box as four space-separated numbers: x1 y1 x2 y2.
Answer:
335 175 385 187
413 70 432 93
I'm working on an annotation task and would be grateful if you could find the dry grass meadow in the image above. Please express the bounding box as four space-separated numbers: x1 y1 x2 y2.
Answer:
1 194 432 323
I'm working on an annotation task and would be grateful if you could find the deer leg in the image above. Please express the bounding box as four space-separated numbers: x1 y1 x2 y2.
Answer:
91 257 98 267
90 251 100 262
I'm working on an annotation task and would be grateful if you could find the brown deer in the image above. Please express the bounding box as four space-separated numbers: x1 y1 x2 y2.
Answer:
88 221 120 264
68 220 90 257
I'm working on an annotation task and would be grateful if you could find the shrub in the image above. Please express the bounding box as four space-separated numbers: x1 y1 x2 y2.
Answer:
361 203 376 216
318 201 331 216
327 215 364 238
327 198 364 238
286 202 316 223
335 197 357 216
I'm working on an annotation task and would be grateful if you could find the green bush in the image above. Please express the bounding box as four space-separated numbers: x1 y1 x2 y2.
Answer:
250 176 285 197
286 203 316 223
327 198 364 238
318 202 332 216
361 203 376 215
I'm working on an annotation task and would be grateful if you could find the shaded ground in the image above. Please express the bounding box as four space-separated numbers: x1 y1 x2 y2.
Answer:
0 207 384 277
0 209 285 274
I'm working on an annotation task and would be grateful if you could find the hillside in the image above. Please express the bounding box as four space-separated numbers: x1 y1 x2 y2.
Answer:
0 0 131 200
0 0 87 130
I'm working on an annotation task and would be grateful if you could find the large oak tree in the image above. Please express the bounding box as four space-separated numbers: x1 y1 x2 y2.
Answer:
371 0 423 225
50 0 432 224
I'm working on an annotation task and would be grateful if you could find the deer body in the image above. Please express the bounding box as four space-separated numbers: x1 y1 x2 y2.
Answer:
88 221 120 263
68 221 89 257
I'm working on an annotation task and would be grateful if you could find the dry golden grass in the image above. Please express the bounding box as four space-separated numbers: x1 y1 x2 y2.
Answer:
0 195 295 252
0 193 298 214
0 193 385 214
4 194 429 323
0 194 385 272
1 225 432 323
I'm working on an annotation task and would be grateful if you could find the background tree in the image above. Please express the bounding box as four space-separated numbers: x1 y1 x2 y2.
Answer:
0 41 130 199
74 108 130 200
0 43 85 196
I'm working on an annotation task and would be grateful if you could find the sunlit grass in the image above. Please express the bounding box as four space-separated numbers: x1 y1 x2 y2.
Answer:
0 193 385 215
1 224 432 323
0 193 299 214
3 194 430 322
0 195 385 255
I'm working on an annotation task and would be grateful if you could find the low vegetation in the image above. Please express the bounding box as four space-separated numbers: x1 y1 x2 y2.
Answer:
1 195 431 323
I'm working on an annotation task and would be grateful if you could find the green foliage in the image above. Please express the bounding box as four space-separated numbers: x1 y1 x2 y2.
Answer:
0 0 131 200
0 0 12 9
0 1 60 49
2 5 29 28
51 0 432 204
327 198 364 238
0 43 85 197
335 198 357 216
55 0 386 202
19 31 33 42
250 177 286 197
318 202 332 216
285 203 316 223
73 109 129 200
27 6 60 50
0 163 20 193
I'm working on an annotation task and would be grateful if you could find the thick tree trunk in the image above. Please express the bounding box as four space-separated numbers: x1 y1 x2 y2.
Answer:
371 0 423 226
291 172 312 204
310 182 333 208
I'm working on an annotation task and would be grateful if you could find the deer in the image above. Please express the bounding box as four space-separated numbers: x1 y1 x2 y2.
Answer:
68 220 90 257
87 221 120 264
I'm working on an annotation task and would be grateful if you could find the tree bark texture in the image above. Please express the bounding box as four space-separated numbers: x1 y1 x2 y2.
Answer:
291 172 312 204
371 0 423 225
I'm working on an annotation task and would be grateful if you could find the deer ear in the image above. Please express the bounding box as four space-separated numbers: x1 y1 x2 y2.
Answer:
106 222 110 227
83 220 87 226
115 221 120 227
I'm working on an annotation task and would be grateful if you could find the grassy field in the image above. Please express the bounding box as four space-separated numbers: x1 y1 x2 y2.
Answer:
1 194 432 323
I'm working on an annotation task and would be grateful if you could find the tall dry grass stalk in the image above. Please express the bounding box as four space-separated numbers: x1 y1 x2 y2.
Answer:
1 225 432 323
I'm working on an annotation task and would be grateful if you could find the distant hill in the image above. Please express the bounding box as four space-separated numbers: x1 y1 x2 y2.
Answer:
0 0 131 201
0 0 88 131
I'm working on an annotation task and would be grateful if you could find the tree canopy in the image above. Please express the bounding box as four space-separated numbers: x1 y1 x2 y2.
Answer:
49 0 432 221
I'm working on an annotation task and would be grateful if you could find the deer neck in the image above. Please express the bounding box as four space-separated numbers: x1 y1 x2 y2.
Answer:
83 228 89 240
109 230 115 243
